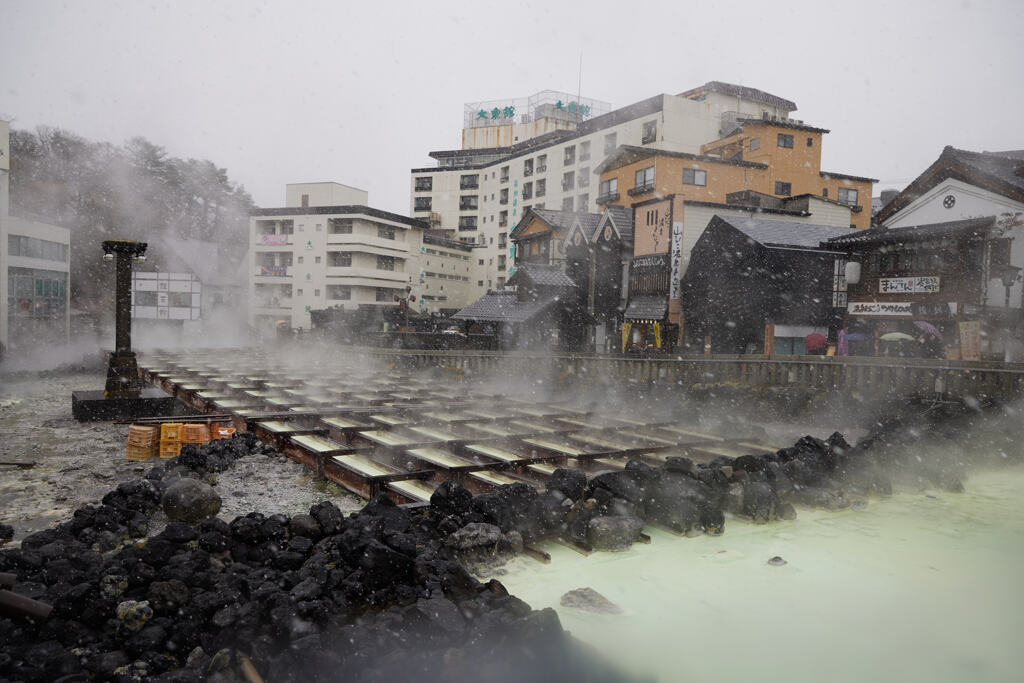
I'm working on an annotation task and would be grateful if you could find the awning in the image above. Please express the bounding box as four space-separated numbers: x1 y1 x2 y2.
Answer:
623 295 667 321
453 291 559 323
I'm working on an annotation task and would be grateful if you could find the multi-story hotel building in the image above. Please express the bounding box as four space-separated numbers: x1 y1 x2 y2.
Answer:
410 82 802 298
249 183 474 332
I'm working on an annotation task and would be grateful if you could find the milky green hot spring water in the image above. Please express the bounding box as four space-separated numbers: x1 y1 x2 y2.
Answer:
500 466 1024 683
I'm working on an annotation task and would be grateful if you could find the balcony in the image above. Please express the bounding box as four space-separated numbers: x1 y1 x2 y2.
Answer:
256 234 293 247
256 265 291 278
562 181 574 192
536 164 547 173
596 192 620 205
628 183 655 197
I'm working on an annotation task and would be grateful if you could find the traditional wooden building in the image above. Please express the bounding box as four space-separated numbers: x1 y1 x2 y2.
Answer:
681 215 856 354
826 215 1022 360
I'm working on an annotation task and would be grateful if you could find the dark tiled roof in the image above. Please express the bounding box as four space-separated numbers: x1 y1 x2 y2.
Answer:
603 205 634 242
943 146 1024 192
452 290 558 323
737 117 829 134
718 216 858 249
875 146 1024 223
508 264 576 288
826 216 997 248
624 295 668 321
685 200 809 217
251 205 428 229
679 81 797 111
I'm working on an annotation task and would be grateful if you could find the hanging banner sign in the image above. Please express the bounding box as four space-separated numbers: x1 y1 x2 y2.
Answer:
959 321 981 361
879 276 940 294
669 221 683 301
848 301 912 316
260 234 289 246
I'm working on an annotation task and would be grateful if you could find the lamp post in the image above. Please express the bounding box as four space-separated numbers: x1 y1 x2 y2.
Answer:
102 240 147 398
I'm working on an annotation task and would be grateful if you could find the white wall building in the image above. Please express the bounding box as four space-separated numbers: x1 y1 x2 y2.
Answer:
410 82 800 297
1 120 72 355
249 183 475 333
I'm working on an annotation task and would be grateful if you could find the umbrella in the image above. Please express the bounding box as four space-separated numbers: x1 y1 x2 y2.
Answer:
845 332 867 341
880 332 915 342
913 321 942 338
804 333 828 351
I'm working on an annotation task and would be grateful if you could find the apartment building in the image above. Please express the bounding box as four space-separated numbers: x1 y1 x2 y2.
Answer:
411 82 799 298
1 120 72 356
249 183 474 333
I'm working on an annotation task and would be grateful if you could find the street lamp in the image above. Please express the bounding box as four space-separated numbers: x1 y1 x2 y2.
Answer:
994 264 1021 309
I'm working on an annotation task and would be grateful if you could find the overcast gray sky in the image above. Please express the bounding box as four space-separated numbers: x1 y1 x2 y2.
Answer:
2 0 1022 214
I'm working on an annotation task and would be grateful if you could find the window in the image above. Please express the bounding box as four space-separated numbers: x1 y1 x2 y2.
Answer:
296 288 303 296
579 140 591 161
837 187 859 206
562 171 575 191
377 225 396 240
497 276 506 288
777 133 794 148
460 174 479 189
477 280 484 287
376 288 392 302
328 285 351 300
522 181 533 199
458 216 478 231
578 193 589 209
414 197 432 211
301 194 309 208
314 289 320 297
377 255 396 271
631 166 655 195
522 204 530 214
459 195 479 210
297 256 304 264
500 166 509 183
499 210 508 227
604 132 617 155
822 188 828 197
642 120 657 144
562 197 574 211
578 167 589 188
414 176 433 191
807 137 814 147
478 259 484 266
775 181 792 196
524 158 534 176
315 256 321 264
683 168 707 186
315 223 322 232
498 232 507 248
598 177 618 201
990 238 1012 272
536 178 546 197
749 137 760 151
500 188 509 204
329 218 352 234
330 252 351 267
564 145 576 165
280 220 294 234
536 154 547 172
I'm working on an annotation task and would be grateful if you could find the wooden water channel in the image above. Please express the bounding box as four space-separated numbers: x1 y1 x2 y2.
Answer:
137 349 787 506
357 348 1024 402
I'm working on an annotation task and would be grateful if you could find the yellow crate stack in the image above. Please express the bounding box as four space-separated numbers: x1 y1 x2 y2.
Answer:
126 425 160 461
160 422 184 459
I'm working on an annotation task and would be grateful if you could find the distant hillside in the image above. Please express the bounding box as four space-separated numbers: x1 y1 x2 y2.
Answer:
9 126 254 304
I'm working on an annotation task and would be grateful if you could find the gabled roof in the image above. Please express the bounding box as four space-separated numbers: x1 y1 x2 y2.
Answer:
715 216 858 250
678 81 797 112
825 216 997 248
875 146 1024 223
510 208 600 240
593 145 768 175
602 205 633 242
507 263 576 289
452 290 559 323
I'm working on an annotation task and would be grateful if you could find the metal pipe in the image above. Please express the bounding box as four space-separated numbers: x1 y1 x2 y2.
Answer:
0 589 53 621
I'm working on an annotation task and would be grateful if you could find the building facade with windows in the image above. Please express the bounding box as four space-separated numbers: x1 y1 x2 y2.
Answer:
249 183 475 333
1 120 72 356
410 82 803 300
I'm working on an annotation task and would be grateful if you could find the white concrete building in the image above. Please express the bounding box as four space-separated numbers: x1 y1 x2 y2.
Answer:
410 82 800 296
249 183 475 333
1 120 72 356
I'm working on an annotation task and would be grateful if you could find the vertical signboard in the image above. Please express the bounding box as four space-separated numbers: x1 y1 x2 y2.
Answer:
959 321 981 361
669 221 683 301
